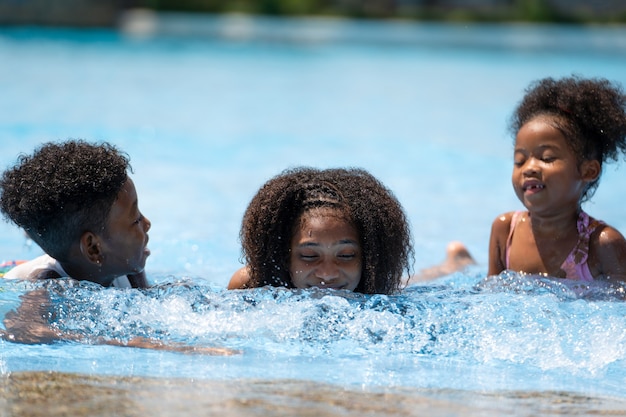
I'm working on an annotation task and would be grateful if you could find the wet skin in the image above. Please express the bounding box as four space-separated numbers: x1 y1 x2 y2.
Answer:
512 117 590 218
289 208 362 291
96 178 151 285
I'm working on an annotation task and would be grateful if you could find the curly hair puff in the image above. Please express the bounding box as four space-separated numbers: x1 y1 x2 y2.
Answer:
510 75 626 202
239 167 414 294
0 139 130 260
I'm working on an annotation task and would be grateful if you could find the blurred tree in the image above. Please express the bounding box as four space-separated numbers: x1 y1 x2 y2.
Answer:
142 0 225 12
515 0 556 22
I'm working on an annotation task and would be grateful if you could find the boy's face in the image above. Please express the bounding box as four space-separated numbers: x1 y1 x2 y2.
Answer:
97 177 151 282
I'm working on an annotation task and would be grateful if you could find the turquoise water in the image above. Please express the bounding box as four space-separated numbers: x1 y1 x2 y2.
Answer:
1 15 626 414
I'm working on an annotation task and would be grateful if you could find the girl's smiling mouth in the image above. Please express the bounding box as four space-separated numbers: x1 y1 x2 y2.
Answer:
522 180 545 193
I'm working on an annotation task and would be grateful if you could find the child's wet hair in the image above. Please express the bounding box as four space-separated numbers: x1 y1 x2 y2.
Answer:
239 167 414 294
0 139 130 259
509 75 626 201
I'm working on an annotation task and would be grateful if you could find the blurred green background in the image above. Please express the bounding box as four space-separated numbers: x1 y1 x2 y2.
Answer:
1 0 625 27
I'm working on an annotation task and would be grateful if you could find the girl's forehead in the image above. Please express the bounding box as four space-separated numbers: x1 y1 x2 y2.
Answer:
295 208 360 243
300 206 352 223
516 117 569 144
526 113 566 128
296 206 358 235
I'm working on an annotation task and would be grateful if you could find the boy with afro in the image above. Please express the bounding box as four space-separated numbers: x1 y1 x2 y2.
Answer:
0 139 151 288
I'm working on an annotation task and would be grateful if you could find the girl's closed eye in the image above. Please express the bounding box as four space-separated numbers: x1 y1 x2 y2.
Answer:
299 251 319 261
540 152 557 163
337 251 357 260
513 153 527 167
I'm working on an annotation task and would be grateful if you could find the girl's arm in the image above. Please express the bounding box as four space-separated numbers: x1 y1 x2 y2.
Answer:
488 212 513 276
228 266 251 289
593 225 626 284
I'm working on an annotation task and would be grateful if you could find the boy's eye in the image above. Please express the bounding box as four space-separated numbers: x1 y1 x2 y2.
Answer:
338 253 356 260
134 214 144 225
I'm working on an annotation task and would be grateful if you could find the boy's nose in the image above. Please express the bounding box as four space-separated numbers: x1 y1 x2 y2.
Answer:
144 215 152 232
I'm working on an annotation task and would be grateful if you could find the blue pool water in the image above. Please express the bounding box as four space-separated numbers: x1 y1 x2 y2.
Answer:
1 15 626 413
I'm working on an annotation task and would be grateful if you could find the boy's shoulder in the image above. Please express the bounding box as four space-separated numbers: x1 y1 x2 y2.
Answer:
3 254 65 280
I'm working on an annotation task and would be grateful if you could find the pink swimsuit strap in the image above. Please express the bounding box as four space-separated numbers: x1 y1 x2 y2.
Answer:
505 211 603 281
505 211 523 271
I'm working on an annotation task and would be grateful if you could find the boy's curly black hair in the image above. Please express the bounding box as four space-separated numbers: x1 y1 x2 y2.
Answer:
510 75 626 202
0 139 130 260
239 167 414 294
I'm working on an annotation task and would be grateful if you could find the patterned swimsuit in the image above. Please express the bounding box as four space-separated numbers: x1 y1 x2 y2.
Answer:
505 211 603 281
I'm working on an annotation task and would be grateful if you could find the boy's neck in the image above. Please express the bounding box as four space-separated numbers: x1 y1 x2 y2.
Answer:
58 258 117 287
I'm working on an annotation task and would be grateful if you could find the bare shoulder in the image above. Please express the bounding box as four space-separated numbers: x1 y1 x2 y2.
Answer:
488 211 517 276
593 223 626 253
490 211 516 236
228 266 251 290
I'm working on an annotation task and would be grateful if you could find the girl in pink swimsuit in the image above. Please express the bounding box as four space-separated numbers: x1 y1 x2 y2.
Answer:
488 76 626 283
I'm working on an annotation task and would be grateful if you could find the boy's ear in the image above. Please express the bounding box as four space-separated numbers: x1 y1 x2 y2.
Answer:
79 232 102 265
581 159 601 182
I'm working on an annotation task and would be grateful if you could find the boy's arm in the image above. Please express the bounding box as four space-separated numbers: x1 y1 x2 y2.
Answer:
2 289 237 355
117 337 237 355
1 289 64 344
126 271 150 288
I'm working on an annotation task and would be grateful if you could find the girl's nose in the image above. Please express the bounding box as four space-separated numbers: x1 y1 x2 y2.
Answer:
522 158 540 175
316 261 339 280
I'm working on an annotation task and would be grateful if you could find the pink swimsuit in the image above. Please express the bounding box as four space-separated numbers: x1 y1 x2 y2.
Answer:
505 211 603 282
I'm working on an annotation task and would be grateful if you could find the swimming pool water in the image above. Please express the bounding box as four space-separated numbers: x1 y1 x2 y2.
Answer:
1 15 626 415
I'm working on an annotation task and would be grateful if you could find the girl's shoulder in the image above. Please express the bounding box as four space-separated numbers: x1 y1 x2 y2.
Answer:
590 220 626 247
228 266 252 290
587 220 626 281
490 211 521 232
489 211 524 253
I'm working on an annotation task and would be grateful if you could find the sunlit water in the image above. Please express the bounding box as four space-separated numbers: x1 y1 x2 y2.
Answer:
1 15 626 414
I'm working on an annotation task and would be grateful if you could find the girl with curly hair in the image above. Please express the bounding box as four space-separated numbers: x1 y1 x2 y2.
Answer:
230 166 474 294
488 76 626 282
228 167 413 294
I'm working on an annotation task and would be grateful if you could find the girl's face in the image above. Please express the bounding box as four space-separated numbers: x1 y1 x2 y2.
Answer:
512 116 597 216
289 208 362 291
